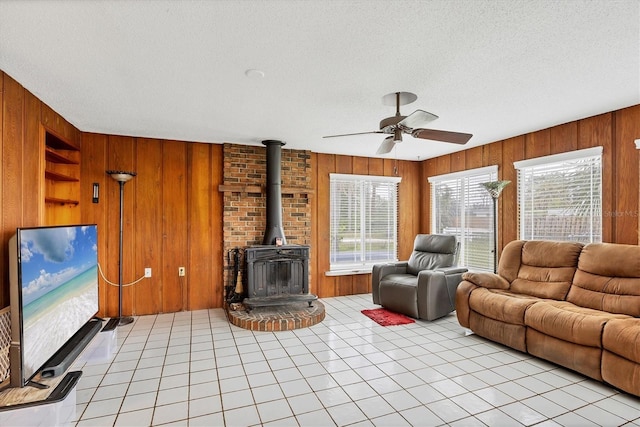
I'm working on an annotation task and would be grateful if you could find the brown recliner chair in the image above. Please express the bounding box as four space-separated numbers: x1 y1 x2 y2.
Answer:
372 234 467 320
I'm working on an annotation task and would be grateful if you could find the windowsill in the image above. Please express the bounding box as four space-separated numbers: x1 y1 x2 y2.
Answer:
325 268 373 276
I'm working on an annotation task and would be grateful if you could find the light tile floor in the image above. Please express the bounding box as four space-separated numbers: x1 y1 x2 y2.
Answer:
72 294 640 426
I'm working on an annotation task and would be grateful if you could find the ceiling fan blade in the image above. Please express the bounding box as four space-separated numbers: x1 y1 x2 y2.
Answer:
323 131 383 138
376 137 396 154
412 128 472 144
398 110 439 131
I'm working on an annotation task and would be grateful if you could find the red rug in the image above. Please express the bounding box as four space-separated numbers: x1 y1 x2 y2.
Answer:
361 308 415 326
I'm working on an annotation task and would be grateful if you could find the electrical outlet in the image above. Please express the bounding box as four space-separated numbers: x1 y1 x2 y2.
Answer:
178 267 185 277
144 268 152 278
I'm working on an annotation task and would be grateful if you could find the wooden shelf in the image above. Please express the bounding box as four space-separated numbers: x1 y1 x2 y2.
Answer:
46 131 79 151
45 170 79 182
42 126 82 223
45 197 79 205
45 148 79 165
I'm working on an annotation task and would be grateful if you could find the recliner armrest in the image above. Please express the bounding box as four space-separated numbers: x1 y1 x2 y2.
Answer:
372 262 408 304
373 262 408 279
462 271 510 290
436 266 468 275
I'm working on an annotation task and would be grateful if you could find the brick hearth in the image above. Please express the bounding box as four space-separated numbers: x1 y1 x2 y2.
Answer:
225 301 325 331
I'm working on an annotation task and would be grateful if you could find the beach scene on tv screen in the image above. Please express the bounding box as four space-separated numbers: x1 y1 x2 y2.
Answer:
19 225 98 380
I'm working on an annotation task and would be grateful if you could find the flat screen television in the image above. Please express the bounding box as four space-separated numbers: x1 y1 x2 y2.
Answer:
9 224 99 387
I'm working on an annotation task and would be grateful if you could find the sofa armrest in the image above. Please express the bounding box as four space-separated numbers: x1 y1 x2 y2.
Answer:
372 262 408 304
455 280 478 328
462 271 510 290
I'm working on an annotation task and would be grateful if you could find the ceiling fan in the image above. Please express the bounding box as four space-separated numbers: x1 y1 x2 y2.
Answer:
323 91 473 154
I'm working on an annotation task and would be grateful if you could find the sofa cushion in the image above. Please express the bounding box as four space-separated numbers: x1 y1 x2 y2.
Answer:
469 288 540 325
602 318 640 364
527 328 603 381
380 273 417 287
509 241 583 300
525 300 629 348
378 275 419 318
601 318 640 396
567 243 640 316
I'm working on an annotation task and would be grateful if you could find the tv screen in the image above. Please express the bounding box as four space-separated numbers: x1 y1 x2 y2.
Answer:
9 224 99 386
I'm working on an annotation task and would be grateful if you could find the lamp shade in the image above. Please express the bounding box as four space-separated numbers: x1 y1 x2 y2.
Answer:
107 170 137 183
481 180 511 199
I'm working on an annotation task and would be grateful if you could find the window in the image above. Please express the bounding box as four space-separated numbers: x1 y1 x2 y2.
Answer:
429 166 498 272
329 174 401 273
514 147 602 243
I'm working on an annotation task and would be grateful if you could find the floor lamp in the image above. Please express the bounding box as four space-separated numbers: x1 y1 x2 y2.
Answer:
107 170 137 326
481 180 510 273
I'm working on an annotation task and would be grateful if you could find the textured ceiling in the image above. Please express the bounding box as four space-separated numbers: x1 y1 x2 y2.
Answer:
1 0 638 160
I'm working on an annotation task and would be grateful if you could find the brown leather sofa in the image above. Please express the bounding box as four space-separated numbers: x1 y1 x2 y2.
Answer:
456 240 640 397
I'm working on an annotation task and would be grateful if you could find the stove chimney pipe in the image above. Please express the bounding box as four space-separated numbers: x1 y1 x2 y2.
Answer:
262 140 287 245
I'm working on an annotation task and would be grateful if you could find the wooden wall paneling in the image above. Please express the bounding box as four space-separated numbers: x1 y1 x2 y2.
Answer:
421 159 437 233
80 133 109 317
578 113 613 241
487 140 503 168
352 274 370 294
396 160 411 260
186 143 214 311
352 156 369 175
501 136 525 244
450 150 465 172
383 158 397 176
550 122 578 154
368 158 384 176
133 138 163 315
613 106 640 244
315 153 335 297
105 135 136 318
41 102 79 146
162 141 188 312
397 161 419 260
337 274 353 296
420 160 429 234
435 154 451 176
408 161 422 237
210 144 224 308
525 128 551 159
465 146 483 170
23 91 43 226
2 75 23 308
335 154 353 174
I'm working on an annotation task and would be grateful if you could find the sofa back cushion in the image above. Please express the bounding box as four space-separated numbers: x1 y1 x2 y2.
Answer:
407 234 456 275
504 240 583 300
567 243 640 316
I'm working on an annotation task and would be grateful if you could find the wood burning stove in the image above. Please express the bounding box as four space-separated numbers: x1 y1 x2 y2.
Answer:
244 245 315 309
242 140 317 310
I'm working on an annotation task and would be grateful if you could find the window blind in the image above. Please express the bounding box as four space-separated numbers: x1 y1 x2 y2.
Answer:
329 174 401 271
429 166 497 272
515 147 602 243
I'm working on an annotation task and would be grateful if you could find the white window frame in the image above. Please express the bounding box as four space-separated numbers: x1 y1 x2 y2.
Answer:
514 146 603 243
327 173 401 275
429 165 498 272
